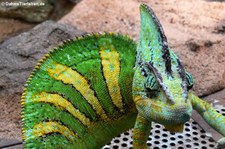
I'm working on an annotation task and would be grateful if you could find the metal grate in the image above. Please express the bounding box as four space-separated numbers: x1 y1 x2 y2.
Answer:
103 105 225 149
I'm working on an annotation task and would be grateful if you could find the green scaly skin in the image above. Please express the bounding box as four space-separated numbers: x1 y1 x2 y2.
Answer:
21 3 225 149
21 33 137 148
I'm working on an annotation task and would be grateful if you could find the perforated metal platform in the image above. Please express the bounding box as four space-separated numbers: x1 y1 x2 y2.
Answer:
103 105 225 149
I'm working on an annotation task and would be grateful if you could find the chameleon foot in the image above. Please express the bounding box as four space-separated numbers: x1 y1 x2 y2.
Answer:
216 137 225 149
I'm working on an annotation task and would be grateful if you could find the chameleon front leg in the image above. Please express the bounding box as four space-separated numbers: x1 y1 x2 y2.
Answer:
189 93 225 148
133 114 151 149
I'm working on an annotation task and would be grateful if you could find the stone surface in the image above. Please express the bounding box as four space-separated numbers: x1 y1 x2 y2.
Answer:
174 39 225 96
0 0 80 23
0 20 85 139
0 20 84 98
0 0 79 43
0 138 22 148
60 0 225 96
0 0 54 23
0 18 35 43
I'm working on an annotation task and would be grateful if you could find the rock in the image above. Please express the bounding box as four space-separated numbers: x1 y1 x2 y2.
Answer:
0 0 54 23
59 0 225 42
50 0 78 21
0 0 81 23
215 21 225 34
0 0 80 43
0 20 85 98
174 39 225 96
67 0 81 3
59 0 140 39
60 0 225 96
0 18 34 43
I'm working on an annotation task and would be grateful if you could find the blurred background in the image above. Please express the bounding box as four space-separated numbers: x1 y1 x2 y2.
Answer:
0 0 224 147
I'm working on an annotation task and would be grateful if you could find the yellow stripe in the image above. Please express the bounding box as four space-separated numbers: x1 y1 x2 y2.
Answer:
47 63 108 120
33 92 90 126
100 48 124 112
32 121 76 141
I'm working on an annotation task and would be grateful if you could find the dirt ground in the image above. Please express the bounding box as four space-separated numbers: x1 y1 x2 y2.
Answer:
0 0 225 141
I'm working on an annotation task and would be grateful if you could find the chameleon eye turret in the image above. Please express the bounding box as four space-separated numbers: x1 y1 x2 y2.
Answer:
21 3 225 149
186 72 194 90
145 75 158 90
144 75 159 98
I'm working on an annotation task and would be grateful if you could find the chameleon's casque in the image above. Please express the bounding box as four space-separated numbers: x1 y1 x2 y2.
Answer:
21 4 225 149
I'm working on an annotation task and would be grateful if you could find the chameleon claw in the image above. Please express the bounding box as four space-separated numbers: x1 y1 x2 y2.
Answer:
216 137 225 149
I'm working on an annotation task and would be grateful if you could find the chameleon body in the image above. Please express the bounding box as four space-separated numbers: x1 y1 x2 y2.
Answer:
21 4 225 149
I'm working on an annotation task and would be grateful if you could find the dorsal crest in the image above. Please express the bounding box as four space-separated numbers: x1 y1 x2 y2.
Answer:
138 4 188 101
138 4 172 75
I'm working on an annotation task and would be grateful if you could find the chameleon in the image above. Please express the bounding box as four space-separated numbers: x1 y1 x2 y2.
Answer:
21 4 225 149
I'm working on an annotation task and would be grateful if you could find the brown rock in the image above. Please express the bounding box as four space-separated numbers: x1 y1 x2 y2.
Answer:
0 0 54 23
0 20 85 98
0 0 79 43
59 0 140 39
60 0 225 96
0 0 80 23
0 18 34 43
174 39 225 96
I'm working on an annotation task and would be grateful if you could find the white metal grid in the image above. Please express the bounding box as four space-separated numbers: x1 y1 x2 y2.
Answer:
103 105 225 149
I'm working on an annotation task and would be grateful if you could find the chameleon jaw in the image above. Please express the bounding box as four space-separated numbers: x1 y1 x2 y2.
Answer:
135 96 192 127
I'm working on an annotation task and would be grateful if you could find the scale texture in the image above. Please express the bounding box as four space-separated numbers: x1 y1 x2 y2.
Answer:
21 33 137 148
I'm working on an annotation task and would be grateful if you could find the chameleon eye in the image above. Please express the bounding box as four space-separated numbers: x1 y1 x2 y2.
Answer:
144 75 159 98
145 75 158 91
186 72 194 90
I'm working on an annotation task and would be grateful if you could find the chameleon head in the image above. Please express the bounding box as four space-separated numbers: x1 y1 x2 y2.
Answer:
133 4 194 132
134 72 193 132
